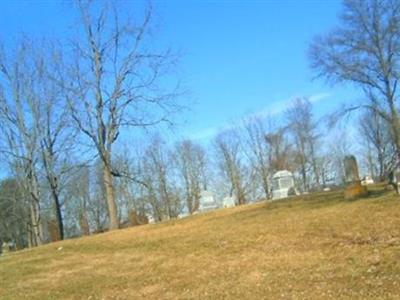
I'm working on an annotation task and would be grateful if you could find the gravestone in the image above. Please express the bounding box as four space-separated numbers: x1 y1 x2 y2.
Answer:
199 190 218 212
147 214 155 224
361 175 374 186
222 196 236 208
177 212 190 219
271 170 297 200
343 155 368 199
344 156 360 183
1 242 9 256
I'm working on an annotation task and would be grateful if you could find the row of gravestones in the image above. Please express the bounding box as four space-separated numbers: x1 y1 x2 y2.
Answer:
344 154 400 197
190 155 388 207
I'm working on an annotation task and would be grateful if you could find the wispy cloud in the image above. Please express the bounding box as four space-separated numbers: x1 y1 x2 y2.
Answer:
190 92 331 141
249 92 331 120
309 92 331 103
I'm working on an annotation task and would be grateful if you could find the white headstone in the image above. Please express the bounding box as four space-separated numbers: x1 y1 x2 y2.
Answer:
361 175 374 186
271 170 296 200
199 190 218 212
178 212 189 219
146 214 155 224
222 196 236 208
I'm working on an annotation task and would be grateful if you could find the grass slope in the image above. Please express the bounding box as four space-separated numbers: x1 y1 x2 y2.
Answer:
1 185 400 299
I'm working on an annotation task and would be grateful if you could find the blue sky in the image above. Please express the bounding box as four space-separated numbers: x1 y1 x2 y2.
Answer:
0 0 361 142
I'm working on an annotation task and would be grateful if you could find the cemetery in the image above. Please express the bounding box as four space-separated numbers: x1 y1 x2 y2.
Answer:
2 0 400 299
1 152 399 299
2 183 400 299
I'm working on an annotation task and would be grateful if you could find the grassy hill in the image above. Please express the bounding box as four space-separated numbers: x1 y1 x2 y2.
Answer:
1 185 400 299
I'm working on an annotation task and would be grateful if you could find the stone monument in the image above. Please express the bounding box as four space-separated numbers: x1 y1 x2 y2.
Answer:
199 190 218 212
343 155 368 199
271 170 297 200
222 195 236 208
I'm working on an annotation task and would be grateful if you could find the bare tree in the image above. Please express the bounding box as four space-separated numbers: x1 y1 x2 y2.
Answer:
0 42 44 246
286 98 320 192
111 150 150 225
141 166 164 222
265 128 292 173
242 117 271 199
1 40 76 242
309 0 400 163
0 178 29 249
144 136 181 219
85 161 109 233
174 140 207 214
62 1 180 230
359 109 395 180
35 47 78 240
65 165 91 236
329 129 353 185
316 154 334 188
214 130 247 205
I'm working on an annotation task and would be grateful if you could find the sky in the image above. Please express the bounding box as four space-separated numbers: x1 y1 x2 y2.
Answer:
0 0 361 143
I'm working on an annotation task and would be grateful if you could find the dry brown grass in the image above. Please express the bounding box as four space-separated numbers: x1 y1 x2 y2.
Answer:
1 184 400 299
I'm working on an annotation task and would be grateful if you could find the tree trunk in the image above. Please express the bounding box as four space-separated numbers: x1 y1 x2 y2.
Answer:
390 106 400 165
301 164 307 192
103 163 119 230
42 146 65 240
235 179 246 205
29 201 43 246
237 188 246 205
310 144 320 187
160 178 171 219
27 224 33 248
50 186 64 240
79 210 90 236
261 167 270 199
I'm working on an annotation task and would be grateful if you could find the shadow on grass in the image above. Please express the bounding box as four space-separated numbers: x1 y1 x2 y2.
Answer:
367 187 392 199
266 185 394 212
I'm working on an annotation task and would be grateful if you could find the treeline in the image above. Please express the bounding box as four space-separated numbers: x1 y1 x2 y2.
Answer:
2 0 400 249
0 95 395 249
